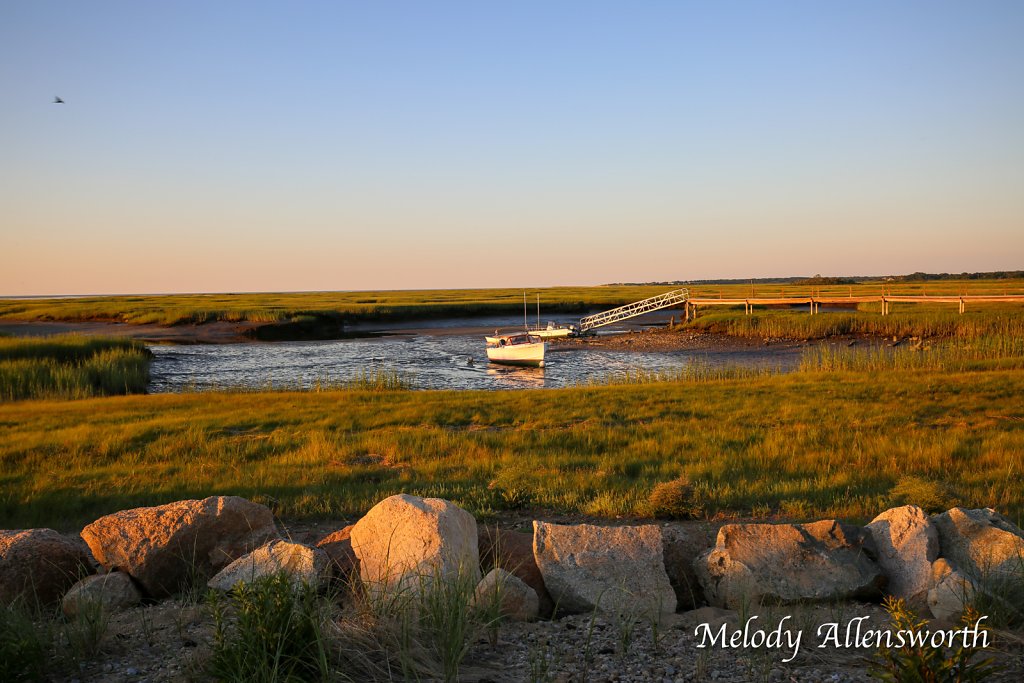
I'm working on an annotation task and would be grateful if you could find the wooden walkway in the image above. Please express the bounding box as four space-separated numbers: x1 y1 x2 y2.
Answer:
684 294 1024 318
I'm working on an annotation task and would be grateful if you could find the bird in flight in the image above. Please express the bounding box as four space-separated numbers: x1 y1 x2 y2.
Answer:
53 96 64 103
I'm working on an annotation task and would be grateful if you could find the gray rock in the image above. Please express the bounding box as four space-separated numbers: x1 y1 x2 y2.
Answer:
1 528 93 606
473 567 539 621
932 507 1024 580
350 494 480 596
533 521 676 616
927 558 976 622
695 519 885 608
479 525 554 617
81 496 279 598
207 540 330 591
62 571 142 617
866 505 938 605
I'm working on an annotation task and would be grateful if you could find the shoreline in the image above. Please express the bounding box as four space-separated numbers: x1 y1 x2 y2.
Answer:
0 317 876 351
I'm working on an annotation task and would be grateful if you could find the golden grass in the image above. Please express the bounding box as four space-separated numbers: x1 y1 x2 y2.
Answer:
2 367 1022 529
3 279 1022 327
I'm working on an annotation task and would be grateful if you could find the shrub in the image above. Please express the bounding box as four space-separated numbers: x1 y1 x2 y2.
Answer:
888 476 958 514
647 475 702 518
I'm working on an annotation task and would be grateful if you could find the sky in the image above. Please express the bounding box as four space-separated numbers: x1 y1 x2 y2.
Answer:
1 1 1022 295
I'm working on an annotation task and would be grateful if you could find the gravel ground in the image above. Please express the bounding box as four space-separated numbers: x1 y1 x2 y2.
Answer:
46 598 1024 682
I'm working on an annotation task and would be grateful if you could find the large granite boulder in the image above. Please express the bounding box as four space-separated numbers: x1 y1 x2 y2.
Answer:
533 522 676 617
473 567 539 622
0 529 93 606
478 525 553 617
62 571 142 617
81 496 279 598
866 505 939 605
661 524 711 609
350 494 479 596
932 508 1024 580
695 520 885 608
208 540 330 592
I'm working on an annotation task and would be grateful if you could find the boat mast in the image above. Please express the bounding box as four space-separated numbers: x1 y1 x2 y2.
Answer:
537 294 540 330
523 291 528 332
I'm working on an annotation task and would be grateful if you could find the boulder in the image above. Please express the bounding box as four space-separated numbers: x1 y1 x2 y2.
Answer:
350 494 479 595
208 540 330 591
695 520 885 608
81 496 279 598
62 571 142 617
866 505 939 605
661 524 711 609
316 525 359 580
478 525 553 617
533 521 676 617
927 558 976 622
473 567 539 622
932 508 1024 580
0 528 93 606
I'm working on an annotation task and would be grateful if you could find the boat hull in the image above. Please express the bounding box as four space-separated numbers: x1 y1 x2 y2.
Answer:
528 327 574 339
486 341 546 367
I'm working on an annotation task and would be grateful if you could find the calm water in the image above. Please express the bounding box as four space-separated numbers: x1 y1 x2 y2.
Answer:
148 313 803 392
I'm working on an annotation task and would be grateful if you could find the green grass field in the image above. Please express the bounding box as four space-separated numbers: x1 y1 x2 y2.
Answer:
2 363 1022 530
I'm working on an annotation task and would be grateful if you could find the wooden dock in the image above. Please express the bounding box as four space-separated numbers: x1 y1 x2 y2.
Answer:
684 294 1024 319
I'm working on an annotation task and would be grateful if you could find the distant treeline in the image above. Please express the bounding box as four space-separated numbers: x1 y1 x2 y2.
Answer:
608 270 1024 286
887 270 1024 282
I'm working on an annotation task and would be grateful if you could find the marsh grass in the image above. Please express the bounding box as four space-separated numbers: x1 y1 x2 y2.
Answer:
575 363 778 386
688 304 1024 342
0 335 149 401
196 369 415 394
3 279 1020 328
799 334 1024 374
3 364 1024 528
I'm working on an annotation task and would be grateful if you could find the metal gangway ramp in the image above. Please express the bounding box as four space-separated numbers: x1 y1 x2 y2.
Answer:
578 289 690 332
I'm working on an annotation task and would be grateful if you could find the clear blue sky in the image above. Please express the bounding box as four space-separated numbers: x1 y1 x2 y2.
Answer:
2 1 1022 294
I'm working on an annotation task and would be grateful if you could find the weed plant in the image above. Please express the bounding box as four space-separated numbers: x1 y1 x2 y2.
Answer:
0 600 52 682
871 597 1000 682
208 574 333 682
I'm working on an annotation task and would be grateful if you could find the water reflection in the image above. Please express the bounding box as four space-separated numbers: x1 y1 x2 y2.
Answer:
485 364 546 389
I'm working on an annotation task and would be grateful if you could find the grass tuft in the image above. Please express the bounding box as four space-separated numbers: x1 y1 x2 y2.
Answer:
646 475 703 519
888 476 959 514
0 334 150 401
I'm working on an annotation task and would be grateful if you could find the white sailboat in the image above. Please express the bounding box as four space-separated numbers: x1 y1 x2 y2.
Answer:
485 293 547 367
